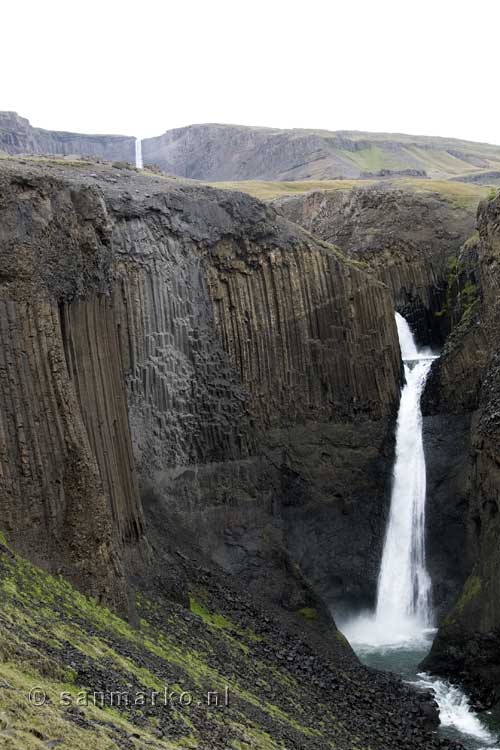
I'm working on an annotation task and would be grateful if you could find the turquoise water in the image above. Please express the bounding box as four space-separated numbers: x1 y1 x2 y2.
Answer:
354 639 500 750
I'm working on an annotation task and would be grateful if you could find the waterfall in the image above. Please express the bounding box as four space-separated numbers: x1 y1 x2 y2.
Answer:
135 138 143 169
340 314 499 747
375 313 434 634
343 312 436 646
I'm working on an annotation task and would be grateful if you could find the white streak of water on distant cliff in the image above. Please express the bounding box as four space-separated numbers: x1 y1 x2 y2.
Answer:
135 138 143 169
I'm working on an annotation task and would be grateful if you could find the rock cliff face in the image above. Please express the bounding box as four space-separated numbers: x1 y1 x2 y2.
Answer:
0 111 135 162
141 123 500 181
274 185 478 345
274 184 485 614
0 170 140 610
423 193 500 705
0 159 402 625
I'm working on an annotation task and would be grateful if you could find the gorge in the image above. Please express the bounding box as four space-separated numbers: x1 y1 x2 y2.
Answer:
342 315 498 749
0 117 499 750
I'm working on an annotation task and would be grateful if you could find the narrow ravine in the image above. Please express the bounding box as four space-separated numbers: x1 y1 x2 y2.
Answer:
341 313 499 750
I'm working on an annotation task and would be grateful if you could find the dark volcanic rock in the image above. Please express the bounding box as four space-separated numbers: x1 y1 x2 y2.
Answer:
275 183 483 615
423 192 500 707
274 184 478 346
424 415 472 617
0 157 401 631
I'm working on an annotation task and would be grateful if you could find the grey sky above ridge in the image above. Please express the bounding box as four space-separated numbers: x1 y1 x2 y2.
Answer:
2 0 499 145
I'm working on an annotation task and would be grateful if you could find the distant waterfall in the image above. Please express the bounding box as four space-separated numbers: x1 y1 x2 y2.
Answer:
343 312 436 645
135 138 143 169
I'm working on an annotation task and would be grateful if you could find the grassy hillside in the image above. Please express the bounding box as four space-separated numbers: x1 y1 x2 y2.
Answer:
142 123 500 182
209 177 492 208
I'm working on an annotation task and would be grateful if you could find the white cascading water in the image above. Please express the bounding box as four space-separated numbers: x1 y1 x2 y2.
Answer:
344 312 435 645
135 138 143 169
375 313 434 637
415 674 498 748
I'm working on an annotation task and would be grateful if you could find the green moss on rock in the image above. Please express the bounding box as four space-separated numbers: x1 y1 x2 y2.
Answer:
297 607 317 620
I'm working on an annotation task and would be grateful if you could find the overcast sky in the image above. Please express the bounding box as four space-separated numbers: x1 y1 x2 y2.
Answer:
2 0 499 144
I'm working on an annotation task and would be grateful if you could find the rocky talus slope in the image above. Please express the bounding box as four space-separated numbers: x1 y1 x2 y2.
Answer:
141 123 500 181
0 112 135 162
0 540 445 750
422 192 500 707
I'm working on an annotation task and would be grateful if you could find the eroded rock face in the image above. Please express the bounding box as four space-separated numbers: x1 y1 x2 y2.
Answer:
0 111 135 162
422 193 500 706
0 159 402 625
0 171 139 610
274 185 477 346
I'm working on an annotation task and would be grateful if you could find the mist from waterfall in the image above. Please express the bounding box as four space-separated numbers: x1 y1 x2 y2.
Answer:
135 138 143 169
343 312 436 646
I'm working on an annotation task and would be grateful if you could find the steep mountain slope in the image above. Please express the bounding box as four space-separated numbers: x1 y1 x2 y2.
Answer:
141 123 500 181
0 112 135 162
2 112 500 185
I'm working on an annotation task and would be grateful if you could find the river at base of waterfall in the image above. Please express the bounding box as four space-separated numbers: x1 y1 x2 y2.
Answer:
343 632 500 750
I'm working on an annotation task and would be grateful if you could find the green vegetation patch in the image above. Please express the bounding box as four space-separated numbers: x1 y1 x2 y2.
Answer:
189 596 233 630
444 575 482 627
209 176 490 209
0 550 350 749
296 607 317 620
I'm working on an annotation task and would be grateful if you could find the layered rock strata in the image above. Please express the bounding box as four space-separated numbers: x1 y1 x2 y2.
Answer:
275 183 484 612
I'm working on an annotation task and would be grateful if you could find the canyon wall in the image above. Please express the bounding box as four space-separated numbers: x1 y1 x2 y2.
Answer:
0 170 141 610
275 183 482 613
0 111 135 162
423 193 500 705
274 185 477 345
105 177 402 614
0 159 402 623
